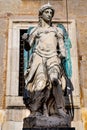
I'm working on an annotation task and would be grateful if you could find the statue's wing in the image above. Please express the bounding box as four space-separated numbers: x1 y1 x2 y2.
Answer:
57 24 72 79
24 26 36 72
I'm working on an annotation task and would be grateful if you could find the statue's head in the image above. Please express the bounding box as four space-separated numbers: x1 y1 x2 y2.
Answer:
39 3 55 22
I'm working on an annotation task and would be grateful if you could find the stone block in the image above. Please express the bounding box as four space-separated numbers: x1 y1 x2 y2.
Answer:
71 121 83 130
80 62 87 90
82 88 87 107
6 109 30 122
0 110 6 124
82 108 87 122
0 19 8 33
73 108 81 121
2 121 23 130
81 108 87 130
77 21 87 56
6 96 24 107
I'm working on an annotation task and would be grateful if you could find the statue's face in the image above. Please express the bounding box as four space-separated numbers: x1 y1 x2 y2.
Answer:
42 8 53 22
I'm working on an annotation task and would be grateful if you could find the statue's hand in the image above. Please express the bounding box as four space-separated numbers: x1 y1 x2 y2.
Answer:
35 32 40 38
22 33 29 41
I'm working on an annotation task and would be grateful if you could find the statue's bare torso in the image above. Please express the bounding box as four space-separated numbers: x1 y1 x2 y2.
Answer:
35 27 58 57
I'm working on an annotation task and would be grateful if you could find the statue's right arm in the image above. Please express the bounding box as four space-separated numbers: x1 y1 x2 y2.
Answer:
22 32 36 51
22 27 37 51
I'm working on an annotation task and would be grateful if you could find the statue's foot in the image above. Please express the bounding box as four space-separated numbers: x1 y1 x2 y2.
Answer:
57 108 68 118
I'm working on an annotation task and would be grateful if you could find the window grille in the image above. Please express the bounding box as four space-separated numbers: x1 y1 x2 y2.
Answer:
19 29 27 96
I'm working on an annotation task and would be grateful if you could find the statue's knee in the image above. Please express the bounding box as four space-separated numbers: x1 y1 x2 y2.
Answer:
51 78 58 86
50 73 58 86
35 79 46 91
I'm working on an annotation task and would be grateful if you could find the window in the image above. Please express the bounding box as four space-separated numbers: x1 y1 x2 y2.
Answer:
6 19 80 108
19 29 27 96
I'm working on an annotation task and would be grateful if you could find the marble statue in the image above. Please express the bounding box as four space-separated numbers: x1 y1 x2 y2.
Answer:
22 3 72 128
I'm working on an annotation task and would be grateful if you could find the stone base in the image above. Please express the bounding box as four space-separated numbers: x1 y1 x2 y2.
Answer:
23 115 71 128
23 128 75 130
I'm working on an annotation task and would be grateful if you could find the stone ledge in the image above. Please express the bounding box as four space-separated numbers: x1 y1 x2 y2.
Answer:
6 96 80 108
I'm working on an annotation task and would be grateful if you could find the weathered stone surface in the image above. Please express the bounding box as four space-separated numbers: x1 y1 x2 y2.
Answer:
0 124 2 130
0 35 6 108
23 128 75 130
72 108 81 122
71 121 83 130
80 61 87 107
2 121 23 130
23 116 71 128
81 88 87 107
81 108 87 130
0 17 8 108
6 96 24 107
0 110 6 124
77 21 87 56
6 109 30 122
80 61 87 89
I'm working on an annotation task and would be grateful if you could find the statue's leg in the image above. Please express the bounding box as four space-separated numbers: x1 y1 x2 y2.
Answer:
47 56 67 117
25 54 41 85
28 64 50 116
23 54 41 107
48 66 67 117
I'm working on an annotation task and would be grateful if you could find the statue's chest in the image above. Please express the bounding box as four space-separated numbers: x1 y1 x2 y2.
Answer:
38 28 57 42
37 27 57 36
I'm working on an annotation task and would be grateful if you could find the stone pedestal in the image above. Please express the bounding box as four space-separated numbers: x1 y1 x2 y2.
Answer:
23 115 71 128
23 128 75 130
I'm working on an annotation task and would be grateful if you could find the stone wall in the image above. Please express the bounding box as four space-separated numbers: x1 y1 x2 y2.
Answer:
0 0 87 130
